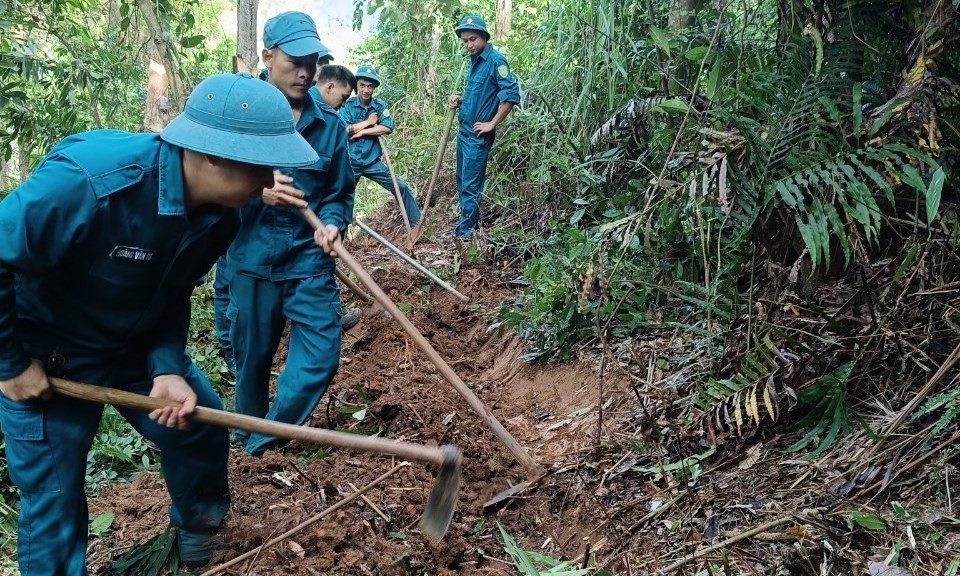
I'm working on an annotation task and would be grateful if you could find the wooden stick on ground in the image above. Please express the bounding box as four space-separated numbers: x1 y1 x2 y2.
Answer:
302 207 541 474
200 463 410 576
863 340 960 461
348 481 390 523
655 515 795 575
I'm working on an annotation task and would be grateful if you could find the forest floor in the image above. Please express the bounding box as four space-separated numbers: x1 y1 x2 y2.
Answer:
85 194 960 576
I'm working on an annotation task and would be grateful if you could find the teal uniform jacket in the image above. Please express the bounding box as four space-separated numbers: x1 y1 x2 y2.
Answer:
0 129 232 576
339 96 393 168
454 42 520 238
0 130 239 379
226 89 355 279
227 88 354 457
459 43 520 127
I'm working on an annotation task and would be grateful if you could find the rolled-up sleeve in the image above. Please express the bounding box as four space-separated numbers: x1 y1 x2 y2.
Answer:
495 57 520 105
378 101 396 132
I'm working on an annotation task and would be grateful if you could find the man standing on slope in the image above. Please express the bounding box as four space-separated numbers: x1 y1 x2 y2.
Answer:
448 15 520 243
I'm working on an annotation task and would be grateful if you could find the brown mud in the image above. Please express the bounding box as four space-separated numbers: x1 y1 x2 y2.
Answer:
84 203 960 575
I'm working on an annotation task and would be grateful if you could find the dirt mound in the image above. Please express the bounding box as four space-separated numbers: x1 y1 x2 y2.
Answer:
87 217 626 575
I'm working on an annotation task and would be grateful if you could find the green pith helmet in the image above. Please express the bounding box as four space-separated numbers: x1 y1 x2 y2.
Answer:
454 15 490 40
161 73 318 168
355 65 381 87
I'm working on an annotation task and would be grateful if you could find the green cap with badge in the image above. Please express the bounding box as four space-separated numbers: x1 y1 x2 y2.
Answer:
355 65 381 87
161 72 318 168
454 15 490 40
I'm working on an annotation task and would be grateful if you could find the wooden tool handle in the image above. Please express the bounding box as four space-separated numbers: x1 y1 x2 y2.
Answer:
50 377 445 466
415 107 457 234
377 136 412 232
300 208 540 473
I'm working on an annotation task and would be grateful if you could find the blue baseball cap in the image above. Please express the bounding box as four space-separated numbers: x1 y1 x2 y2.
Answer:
355 65 380 87
161 73 318 168
455 15 490 39
318 42 334 62
263 11 324 57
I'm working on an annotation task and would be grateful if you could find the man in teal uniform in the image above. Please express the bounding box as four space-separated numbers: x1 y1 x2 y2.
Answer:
0 72 317 575
312 64 357 113
449 15 520 241
340 65 421 226
216 43 345 372
226 12 356 457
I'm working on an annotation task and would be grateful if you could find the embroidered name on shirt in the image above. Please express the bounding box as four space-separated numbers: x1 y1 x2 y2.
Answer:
110 246 155 262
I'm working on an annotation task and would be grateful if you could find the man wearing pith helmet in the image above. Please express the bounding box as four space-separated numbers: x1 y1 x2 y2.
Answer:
448 14 520 244
225 11 357 459
0 72 315 574
340 64 422 226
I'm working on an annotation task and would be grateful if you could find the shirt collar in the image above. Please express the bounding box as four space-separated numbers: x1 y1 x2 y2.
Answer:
298 91 326 129
473 43 494 62
158 140 187 216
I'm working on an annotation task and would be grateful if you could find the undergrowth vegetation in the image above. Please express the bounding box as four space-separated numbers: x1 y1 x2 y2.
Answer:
356 0 960 459
2 0 960 572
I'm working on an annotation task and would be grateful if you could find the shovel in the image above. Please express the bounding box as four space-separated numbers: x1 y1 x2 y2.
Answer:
49 377 461 542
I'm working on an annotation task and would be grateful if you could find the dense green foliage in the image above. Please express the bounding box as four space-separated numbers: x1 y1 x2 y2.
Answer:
354 0 959 449
0 0 234 170
0 0 959 570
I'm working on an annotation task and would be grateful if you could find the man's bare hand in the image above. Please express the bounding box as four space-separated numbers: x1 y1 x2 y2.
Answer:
366 111 379 127
0 360 53 401
313 224 341 257
148 374 197 430
448 94 462 109
262 171 308 208
473 121 495 136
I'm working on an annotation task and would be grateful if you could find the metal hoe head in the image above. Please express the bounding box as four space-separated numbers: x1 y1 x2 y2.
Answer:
419 445 462 542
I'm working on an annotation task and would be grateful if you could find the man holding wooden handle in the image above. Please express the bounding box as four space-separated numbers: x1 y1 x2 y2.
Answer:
341 65 422 227
0 73 317 574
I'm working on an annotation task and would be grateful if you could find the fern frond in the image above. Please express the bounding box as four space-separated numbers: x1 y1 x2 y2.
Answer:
699 337 795 437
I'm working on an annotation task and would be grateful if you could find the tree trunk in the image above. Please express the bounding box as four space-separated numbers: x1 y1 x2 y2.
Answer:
495 0 512 41
107 0 121 28
424 23 441 101
144 58 169 133
668 0 694 31
236 0 259 73
18 143 31 182
136 0 179 130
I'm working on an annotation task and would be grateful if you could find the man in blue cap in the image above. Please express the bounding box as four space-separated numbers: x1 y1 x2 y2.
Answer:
225 11 356 457
449 15 520 243
340 65 422 226
217 37 341 377
0 72 316 575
